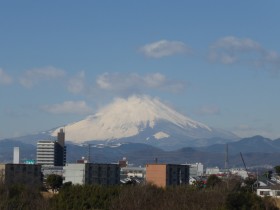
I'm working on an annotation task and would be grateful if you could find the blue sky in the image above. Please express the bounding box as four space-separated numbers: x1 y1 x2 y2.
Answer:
1 1 280 139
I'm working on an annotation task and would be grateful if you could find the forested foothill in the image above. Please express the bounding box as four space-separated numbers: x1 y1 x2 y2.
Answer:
0 176 279 210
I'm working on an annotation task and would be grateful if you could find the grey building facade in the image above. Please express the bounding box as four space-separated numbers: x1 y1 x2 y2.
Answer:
0 163 42 186
166 164 189 186
63 163 120 185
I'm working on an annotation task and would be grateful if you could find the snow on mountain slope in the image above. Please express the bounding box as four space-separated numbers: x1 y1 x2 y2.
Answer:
153 132 170 140
51 95 236 144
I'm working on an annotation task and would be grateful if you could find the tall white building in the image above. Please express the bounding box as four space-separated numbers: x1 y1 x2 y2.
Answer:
13 147 19 164
37 141 57 166
36 129 66 166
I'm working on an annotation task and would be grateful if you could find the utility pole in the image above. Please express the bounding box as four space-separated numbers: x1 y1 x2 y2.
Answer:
225 144 229 188
87 144 91 163
225 143 229 172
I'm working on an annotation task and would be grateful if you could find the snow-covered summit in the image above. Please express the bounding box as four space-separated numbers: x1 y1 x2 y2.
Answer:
51 95 236 145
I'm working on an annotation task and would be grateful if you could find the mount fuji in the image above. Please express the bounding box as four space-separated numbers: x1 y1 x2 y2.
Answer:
51 95 238 150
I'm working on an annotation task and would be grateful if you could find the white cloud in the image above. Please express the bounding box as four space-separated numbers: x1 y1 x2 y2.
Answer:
42 101 93 115
65 72 185 97
67 71 85 94
144 73 166 88
196 105 221 115
20 66 65 88
0 68 13 85
211 36 261 52
96 73 114 90
140 40 191 58
96 72 146 92
96 72 185 94
232 124 278 139
208 36 280 72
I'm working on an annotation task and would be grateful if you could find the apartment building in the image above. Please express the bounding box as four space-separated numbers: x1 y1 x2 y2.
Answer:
63 163 120 185
0 163 42 186
146 163 189 187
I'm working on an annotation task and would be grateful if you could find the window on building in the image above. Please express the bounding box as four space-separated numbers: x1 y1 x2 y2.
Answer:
260 191 271 196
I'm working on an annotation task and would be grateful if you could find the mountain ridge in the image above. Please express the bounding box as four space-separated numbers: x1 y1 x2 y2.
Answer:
1 136 280 168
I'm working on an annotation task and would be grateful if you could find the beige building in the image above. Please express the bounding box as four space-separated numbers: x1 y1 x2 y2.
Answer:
146 164 189 187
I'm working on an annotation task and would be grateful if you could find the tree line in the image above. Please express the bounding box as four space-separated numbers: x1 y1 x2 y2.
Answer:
0 175 279 210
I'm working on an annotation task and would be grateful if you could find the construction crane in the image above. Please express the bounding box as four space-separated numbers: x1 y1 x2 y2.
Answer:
240 152 249 178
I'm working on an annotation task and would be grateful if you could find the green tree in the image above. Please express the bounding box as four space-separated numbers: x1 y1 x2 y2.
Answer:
46 174 63 192
61 181 72 189
241 177 257 192
206 175 221 188
226 191 264 210
0 184 49 209
263 170 273 180
274 165 280 176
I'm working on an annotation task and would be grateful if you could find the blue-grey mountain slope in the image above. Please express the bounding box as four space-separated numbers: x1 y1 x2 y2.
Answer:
2 137 280 168
197 135 280 154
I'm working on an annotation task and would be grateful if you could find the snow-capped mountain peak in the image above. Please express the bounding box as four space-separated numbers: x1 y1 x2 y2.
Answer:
94 95 211 130
51 95 236 145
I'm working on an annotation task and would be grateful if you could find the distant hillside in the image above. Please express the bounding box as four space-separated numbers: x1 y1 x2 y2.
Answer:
197 135 280 154
64 143 280 168
0 139 36 163
1 136 280 168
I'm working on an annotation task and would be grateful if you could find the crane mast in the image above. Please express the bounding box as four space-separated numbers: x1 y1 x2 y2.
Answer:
240 152 249 177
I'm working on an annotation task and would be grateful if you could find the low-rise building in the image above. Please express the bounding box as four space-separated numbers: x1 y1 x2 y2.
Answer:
206 167 220 175
120 166 146 184
146 163 189 188
63 163 85 185
189 163 204 177
118 157 128 168
63 163 120 185
120 166 146 179
0 163 42 186
230 168 248 179
257 185 280 197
